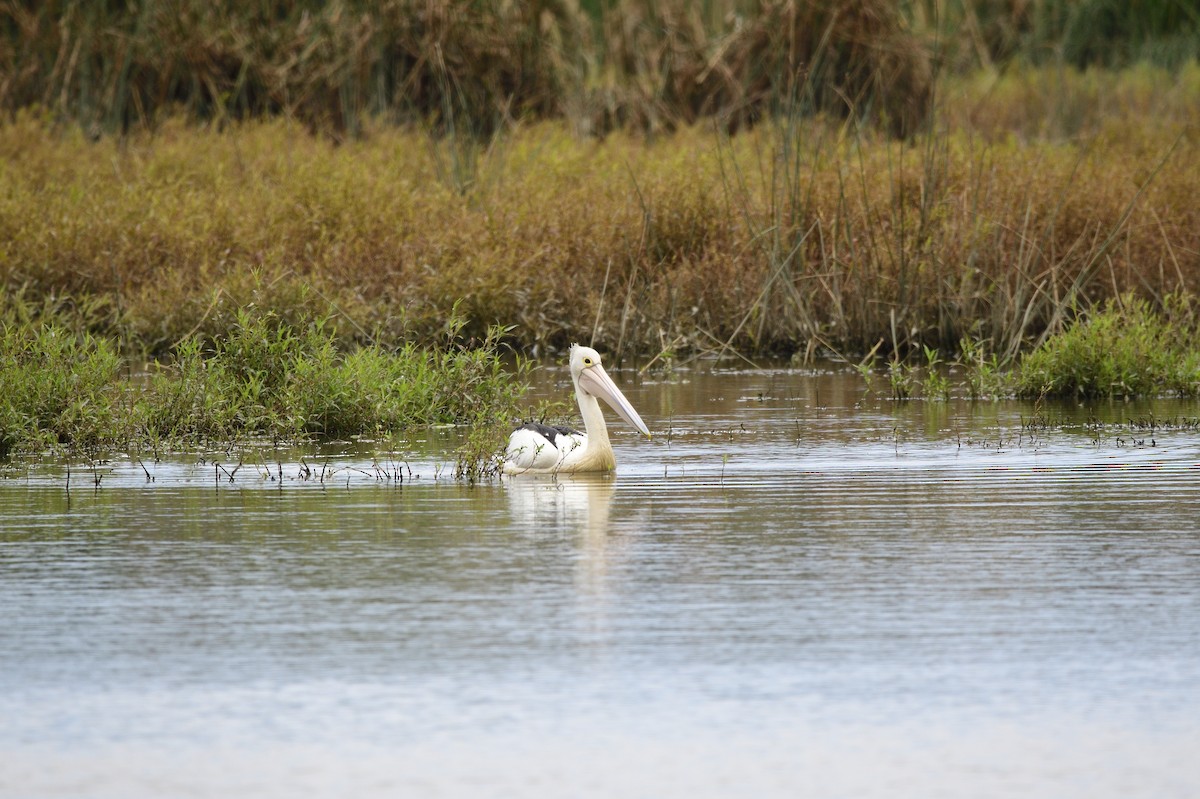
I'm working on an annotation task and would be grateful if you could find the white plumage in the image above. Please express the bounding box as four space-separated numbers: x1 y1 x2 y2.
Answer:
503 344 650 475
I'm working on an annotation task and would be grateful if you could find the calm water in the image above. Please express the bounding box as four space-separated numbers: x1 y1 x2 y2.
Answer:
2 364 1199 798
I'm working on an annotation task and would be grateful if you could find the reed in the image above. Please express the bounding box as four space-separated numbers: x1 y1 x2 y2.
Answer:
8 2 1196 139
0 0 939 139
912 0 1200 72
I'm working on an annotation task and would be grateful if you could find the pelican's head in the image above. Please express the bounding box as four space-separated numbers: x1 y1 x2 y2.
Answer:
569 344 651 437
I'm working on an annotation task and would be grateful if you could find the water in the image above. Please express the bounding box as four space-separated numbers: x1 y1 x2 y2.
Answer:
3 364 1200 798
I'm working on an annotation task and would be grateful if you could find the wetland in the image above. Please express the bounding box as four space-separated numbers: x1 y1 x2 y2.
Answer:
5 4 1200 794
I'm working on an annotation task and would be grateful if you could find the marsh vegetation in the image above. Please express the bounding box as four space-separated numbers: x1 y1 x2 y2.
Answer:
0 303 527 462
5 72 1198 358
3 1 1200 464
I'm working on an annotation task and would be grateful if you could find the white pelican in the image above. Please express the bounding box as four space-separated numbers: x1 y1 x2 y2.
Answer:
504 344 650 475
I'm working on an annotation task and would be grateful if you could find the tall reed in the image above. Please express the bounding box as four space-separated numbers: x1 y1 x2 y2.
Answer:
3 37 1200 364
910 0 1200 71
1 0 933 137
7 1 1195 139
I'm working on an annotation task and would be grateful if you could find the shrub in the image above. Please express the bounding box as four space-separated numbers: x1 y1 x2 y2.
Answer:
1017 296 1200 398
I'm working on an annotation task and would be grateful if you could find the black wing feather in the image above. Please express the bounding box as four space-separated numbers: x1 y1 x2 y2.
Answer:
515 421 582 449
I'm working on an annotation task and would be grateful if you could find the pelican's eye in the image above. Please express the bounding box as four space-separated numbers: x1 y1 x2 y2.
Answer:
582 357 594 366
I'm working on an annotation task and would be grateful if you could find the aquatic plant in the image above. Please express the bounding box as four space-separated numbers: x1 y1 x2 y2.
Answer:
888 359 917 401
0 304 529 460
1016 296 1200 398
139 308 529 443
957 336 1007 401
0 321 123 458
920 346 950 401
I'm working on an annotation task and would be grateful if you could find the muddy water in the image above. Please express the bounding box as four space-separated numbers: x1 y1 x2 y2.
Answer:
2 364 1199 798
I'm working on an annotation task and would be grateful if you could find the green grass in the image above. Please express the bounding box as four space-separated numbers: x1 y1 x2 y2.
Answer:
1016 296 1200 398
852 296 1200 402
0 320 123 458
0 304 529 462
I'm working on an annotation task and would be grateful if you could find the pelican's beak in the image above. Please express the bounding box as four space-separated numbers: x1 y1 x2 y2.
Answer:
578 365 651 437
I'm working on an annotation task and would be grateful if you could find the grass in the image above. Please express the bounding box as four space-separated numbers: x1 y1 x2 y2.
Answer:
0 303 529 462
3 61 1198 367
850 294 1200 401
912 0 1200 72
0 320 122 459
1016 296 1200 398
6 1 1196 139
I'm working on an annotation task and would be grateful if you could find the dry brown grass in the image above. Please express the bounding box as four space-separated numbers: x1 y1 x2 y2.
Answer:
3 59 1198 363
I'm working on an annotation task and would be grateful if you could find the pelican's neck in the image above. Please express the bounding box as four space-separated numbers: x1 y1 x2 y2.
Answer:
575 381 611 453
563 373 618 472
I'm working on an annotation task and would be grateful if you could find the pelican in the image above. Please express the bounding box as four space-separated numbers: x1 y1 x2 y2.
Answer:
503 344 650 475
